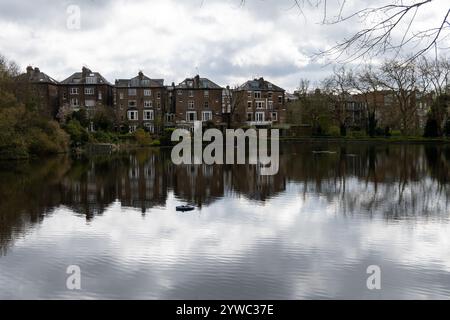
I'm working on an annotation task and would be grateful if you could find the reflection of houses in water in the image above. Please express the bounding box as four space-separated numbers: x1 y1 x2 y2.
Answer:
228 164 286 202
118 153 168 213
172 163 224 207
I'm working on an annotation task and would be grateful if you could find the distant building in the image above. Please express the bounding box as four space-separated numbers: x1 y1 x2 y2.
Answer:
59 66 114 124
15 66 59 118
115 71 165 133
174 75 224 128
233 77 286 126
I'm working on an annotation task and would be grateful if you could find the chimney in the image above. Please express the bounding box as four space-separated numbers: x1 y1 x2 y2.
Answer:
138 70 144 79
194 75 200 88
34 67 40 73
26 66 33 75
82 66 91 76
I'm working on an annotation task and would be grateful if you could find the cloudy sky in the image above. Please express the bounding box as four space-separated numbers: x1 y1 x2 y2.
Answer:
0 0 444 91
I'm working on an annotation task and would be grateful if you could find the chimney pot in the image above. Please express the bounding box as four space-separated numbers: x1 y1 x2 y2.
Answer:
26 66 33 74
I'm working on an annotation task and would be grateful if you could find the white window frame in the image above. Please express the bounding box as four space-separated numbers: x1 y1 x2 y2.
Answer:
144 123 154 133
143 110 154 121
189 90 194 97
85 87 94 95
98 92 102 100
255 111 265 122
188 101 195 109
256 101 264 109
204 90 209 97
202 111 212 122
144 100 153 108
128 100 137 108
268 101 273 109
70 98 79 106
271 112 278 121
254 91 261 99
144 89 151 96
70 87 78 95
127 110 138 121
186 111 197 122
119 92 124 99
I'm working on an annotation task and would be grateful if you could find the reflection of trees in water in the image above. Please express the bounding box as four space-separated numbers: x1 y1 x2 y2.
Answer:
0 156 71 255
280 143 450 219
1 143 450 254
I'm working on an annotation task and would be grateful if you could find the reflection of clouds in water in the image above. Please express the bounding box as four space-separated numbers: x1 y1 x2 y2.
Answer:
1 186 450 299
2 144 450 299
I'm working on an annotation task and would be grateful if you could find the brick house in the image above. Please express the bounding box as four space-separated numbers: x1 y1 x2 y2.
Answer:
174 75 224 128
233 77 286 126
15 66 59 118
59 67 113 126
115 71 165 133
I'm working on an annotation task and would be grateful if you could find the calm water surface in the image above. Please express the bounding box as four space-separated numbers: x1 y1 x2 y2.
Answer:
1 142 450 299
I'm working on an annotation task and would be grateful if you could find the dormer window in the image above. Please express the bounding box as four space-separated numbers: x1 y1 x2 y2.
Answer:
187 80 193 87
86 77 96 84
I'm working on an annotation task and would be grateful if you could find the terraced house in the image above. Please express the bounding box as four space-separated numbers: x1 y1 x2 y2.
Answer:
115 71 165 133
15 66 59 118
174 75 224 128
234 77 286 126
59 67 114 125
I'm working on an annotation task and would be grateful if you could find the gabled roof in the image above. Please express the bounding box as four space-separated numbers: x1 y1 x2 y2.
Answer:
238 77 284 91
17 66 58 85
115 72 164 88
60 67 112 85
176 75 222 89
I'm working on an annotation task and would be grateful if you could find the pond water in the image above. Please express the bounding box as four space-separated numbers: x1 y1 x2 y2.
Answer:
1 142 450 299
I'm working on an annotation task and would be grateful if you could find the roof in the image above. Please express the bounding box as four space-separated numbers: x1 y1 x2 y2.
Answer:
17 66 58 85
238 77 284 91
115 72 164 88
60 67 112 85
176 75 222 89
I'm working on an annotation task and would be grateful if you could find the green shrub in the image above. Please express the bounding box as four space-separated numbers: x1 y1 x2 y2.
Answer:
64 119 90 147
151 139 161 146
134 128 152 146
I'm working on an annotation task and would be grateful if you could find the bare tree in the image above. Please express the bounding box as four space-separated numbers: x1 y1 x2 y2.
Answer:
317 1 450 63
322 66 354 135
297 78 310 98
378 60 420 134
222 85 246 129
418 56 450 96
353 66 384 136
418 56 450 134
235 1 450 63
